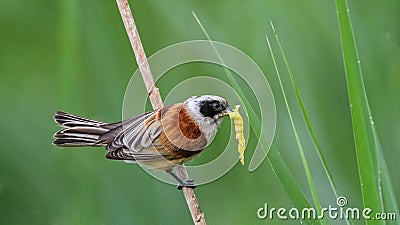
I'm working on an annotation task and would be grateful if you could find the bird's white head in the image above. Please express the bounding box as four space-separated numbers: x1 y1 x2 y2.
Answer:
184 95 231 127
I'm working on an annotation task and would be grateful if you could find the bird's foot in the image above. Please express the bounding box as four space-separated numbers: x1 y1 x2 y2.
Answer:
177 179 196 190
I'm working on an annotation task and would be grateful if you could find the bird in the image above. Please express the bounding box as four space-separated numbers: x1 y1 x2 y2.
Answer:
53 95 231 188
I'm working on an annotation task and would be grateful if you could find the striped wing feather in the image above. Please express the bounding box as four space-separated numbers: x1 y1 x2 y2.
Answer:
105 104 207 164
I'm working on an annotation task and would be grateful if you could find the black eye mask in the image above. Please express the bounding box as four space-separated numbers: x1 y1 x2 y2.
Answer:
199 100 225 118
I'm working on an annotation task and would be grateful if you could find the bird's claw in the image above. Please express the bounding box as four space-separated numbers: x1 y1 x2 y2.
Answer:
177 179 196 190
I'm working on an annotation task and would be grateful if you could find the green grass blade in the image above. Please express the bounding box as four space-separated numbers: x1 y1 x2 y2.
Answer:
335 0 383 222
269 21 338 197
374 128 400 225
192 13 319 225
192 11 268 170
268 145 320 225
269 21 353 225
266 35 327 225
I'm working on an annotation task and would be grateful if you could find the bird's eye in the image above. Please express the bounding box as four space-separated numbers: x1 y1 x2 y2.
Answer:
212 102 221 109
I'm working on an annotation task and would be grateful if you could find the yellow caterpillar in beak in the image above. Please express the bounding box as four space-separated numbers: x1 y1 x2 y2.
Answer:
228 105 246 165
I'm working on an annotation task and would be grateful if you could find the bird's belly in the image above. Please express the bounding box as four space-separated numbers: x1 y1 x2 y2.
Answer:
135 154 198 171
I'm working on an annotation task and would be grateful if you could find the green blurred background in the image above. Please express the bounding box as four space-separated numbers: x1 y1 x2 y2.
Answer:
0 0 399 224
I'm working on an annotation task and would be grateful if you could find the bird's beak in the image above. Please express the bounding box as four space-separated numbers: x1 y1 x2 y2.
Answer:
222 107 233 116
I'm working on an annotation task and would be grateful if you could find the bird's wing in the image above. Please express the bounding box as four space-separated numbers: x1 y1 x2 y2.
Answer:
98 110 168 161
98 111 161 151
100 104 207 162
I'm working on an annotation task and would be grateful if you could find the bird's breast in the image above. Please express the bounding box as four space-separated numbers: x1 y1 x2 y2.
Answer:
158 104 209 153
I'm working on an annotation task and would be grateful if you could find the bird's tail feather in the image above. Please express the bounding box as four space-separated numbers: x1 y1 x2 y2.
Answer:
53 111 115 147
